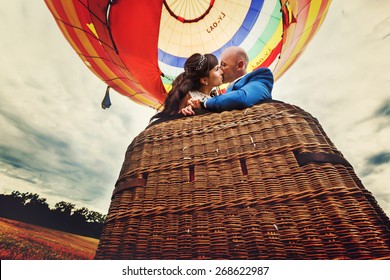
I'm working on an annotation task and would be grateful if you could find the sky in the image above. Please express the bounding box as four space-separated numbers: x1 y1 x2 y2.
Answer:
0 0 389 217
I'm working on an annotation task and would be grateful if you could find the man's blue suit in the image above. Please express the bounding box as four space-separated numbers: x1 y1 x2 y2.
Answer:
204 67 274 112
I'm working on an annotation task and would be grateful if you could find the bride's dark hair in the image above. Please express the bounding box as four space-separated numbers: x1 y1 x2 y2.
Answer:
151 53 218 120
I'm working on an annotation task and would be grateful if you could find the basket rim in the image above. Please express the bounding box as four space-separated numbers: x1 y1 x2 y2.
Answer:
147 99 285 128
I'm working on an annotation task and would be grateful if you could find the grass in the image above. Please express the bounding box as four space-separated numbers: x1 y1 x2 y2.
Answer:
0 217 99 259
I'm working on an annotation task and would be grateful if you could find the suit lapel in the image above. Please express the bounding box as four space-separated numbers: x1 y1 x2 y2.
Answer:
227 76 243 92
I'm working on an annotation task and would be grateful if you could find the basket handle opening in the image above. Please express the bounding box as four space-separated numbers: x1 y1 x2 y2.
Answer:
239 158 248 175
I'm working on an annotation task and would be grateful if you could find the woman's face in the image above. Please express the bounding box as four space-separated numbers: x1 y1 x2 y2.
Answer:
207 65 223 87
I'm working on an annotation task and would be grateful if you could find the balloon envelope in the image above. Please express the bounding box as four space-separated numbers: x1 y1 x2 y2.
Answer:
44 0 332 109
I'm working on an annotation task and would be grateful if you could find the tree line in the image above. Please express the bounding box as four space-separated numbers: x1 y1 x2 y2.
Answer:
0 190 106 239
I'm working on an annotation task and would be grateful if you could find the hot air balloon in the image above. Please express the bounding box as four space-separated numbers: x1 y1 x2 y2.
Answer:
45 1 390 259
44 0 331 109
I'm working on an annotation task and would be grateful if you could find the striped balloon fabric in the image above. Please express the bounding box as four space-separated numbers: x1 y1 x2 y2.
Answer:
44 0 332 109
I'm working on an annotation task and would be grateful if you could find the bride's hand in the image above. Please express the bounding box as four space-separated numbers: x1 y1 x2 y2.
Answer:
179 105 195 116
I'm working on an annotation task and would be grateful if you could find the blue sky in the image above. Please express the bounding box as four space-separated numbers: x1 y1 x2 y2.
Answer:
1 0 389 216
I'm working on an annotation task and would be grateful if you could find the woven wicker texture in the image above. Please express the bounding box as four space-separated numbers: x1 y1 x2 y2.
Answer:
95 101 390 259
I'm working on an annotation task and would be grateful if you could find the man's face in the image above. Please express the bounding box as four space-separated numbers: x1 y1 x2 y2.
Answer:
220 52 238 84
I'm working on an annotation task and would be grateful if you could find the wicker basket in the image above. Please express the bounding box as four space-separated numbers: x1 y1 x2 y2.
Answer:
95 101 390 259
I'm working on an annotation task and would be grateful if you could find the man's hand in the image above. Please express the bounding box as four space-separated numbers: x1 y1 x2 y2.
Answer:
187 97 202 109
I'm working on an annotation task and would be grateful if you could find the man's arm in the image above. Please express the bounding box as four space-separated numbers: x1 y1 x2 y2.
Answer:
204 68 274 112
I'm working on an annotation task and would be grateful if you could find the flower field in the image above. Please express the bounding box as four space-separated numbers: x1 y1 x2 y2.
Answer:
0 217 99 259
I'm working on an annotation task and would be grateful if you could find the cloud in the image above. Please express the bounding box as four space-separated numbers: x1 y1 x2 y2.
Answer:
0 0 155 213
375 100 390 118
367 152 390 166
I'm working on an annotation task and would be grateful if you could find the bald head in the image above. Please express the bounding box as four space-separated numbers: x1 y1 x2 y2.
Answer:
222 46 249 67
220 46 249 83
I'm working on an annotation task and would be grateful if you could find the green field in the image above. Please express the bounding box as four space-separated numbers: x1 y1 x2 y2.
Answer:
0 217 99 259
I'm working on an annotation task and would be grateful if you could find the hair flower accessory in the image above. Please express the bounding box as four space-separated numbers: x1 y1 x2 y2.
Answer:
195 54 206 70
